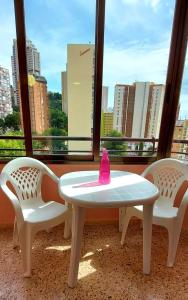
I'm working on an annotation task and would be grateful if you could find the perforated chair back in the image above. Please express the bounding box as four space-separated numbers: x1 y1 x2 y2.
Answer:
142 158 188 208
1 157 58 206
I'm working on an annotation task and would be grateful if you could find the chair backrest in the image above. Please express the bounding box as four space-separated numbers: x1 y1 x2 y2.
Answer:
1 157 58 205
142 158 188 208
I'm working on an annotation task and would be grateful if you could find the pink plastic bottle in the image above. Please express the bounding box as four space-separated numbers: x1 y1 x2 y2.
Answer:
99 148 111 184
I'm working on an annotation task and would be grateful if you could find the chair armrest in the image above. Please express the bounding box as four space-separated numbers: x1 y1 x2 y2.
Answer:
177 189 188 220
1 183 24 229
44 166 59 184
141 166 150 178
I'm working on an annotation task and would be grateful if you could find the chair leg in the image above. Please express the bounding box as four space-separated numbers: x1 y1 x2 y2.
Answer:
121 208 132 245
64 218 71 239
167 218 183 267
19 226 33 277
167 223 175 267
13 218 19 249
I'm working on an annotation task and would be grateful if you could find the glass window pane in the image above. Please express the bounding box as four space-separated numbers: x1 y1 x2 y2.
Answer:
0 0 25 158
101 0 175 157
24 0 96 156
171 45 188 160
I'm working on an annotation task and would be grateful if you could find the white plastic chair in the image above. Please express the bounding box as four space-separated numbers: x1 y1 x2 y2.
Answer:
121 158 188 267
0 157 72 277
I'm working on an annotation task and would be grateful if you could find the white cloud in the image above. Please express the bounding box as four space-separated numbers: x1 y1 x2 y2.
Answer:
103 34 187 119
0 7 16 82
121 0 139 4
103 39 170 105
104 0 166 40
151 0 161 8
104 41 170 81
122 0 161 10
1 0 183 114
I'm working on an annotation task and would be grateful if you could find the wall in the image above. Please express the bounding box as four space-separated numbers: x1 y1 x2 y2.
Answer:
0 163 188 229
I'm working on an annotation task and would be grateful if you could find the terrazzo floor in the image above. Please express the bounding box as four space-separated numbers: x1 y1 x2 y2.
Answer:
0 221 188 300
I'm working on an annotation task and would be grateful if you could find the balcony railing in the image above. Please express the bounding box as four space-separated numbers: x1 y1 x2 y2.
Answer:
0 135 187 162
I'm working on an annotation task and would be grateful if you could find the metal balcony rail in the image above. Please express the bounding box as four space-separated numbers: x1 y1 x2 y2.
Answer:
0 136 187 158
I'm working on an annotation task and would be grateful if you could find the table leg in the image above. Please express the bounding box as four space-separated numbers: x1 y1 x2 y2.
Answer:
68 205 85 288
143 203 154 274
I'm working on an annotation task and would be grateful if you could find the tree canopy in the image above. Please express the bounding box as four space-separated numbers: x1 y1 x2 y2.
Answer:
48 92 62 110
0 131 25 157
0 112 21 133
102 130 128 156
49 109 68 132
42 127 68 152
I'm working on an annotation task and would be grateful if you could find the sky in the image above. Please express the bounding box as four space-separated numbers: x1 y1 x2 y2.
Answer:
0 0 188 119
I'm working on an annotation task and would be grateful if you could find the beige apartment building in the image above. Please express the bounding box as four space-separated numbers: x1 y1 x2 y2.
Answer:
179 119 188 158
171 120 184 158
145 84 165 138
62 44 95 152
121 84 135 137
171 119 188 159
20 74 49 134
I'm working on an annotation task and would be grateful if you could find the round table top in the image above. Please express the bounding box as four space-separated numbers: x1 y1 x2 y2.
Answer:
59 170 159 208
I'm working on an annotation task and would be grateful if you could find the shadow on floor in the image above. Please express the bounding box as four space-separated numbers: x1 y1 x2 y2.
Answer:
0 221 188 300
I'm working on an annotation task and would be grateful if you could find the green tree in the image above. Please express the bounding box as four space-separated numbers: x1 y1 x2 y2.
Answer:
49 109 68 131
135 141 144 156
43 127 68 152
48 92 62 110
0 131 25 158
4 112 20 131
0 118 5 133
12 105 19 112
147 145 155 156
32 139 45 152
102 130 128 156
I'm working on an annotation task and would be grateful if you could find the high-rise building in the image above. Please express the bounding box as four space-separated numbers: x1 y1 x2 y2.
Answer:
145 84 165 138
132 82 151 138
180 119 188 158
11 39 41 106
113 82 165 138
20 74 49 134
0 66 13 118
61 71 68 115
113 84 135 136
26 40 40 75
102 86 108 112
101 112 114 136
62 44 95 152
172 119 188 159
62 44 110 152
11 40 19 106
172 120 184 158
113 84 126 133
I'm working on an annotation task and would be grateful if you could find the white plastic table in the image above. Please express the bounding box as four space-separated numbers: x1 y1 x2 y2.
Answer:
59 170 159 288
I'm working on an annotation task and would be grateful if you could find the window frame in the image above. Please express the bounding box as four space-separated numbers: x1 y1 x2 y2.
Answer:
157 0 188 159
0 0 187 164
